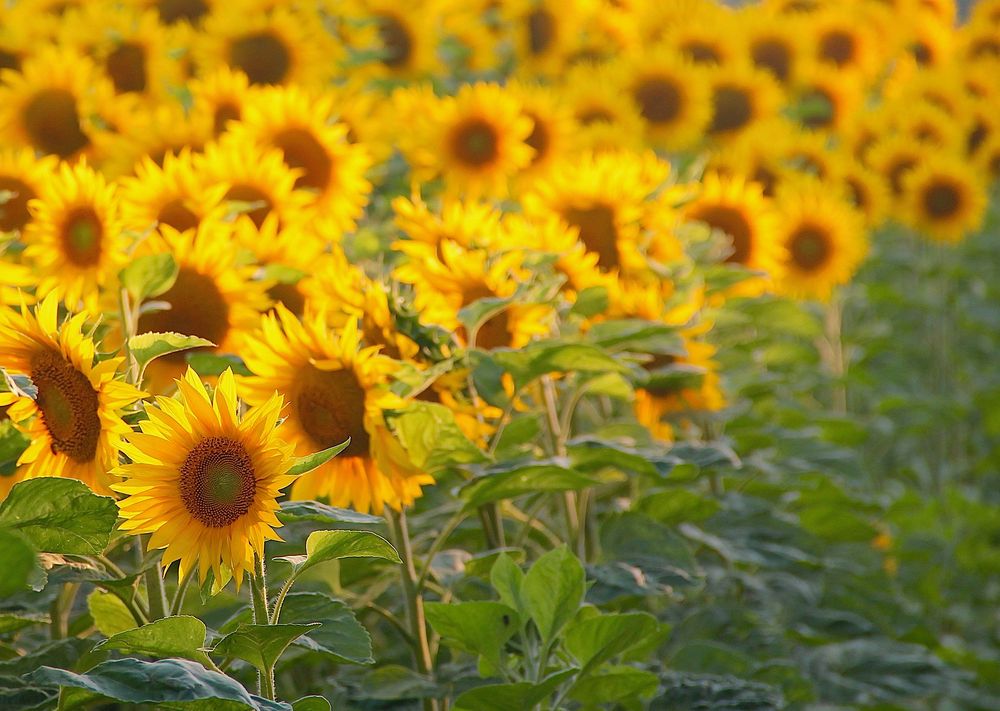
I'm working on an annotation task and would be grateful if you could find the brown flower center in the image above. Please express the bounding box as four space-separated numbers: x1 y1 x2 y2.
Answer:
788 224 831 270
22 89 90 158
709 85 753 134
267 281 305 317
0 176 36 232
272 127 331 192
845 177 868 211
157 199 200 232
922 182 961 219
296 365 369 457
966 121 988 156
377 14 412 68
887 156 917 197
563 204 619 270
450 119 499 168
0 49 21 71
30 349 100 463
229 32 290 85
156 0 208 24
633 77 681 125
689 204 753 264
137 267 229 361
819 30 856 66
213 103 240 136
179 436 256 527
751 39 791 81
106 42 147 93
224 184 273 228
527 9 555 55
61 207 103 267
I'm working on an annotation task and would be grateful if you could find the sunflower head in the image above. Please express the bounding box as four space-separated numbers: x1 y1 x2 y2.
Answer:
900 156 989 243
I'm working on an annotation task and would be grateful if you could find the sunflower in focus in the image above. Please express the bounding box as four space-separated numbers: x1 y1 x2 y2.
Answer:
900 155 988 243
119 149 227 233
773 177 868 301
0 294 144 495
22 161 124 311
240 306 434 514
115 368 293 591
0 149 57 236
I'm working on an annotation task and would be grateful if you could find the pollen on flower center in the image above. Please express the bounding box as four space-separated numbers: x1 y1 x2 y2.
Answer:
296 365 369 457
179 436 257 527
30 348 101 463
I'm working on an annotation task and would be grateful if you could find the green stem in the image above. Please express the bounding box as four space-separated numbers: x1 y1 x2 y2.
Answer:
269 576 295 626
50 583 80 640
170 565 196 616
250 554 276 701
144 559 168 621
415 508 468 592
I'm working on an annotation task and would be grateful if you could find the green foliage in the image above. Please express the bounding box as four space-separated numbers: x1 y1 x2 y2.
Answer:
119 253 179 303
128 332 214 373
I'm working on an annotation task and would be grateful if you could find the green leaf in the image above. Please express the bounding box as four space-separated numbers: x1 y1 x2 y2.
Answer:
453 670 575 711
0 478 117 555
27 658 289 710
490 553 526 620
522 547 585 646
276 530 400 578
0 420 29 476
569 286 609 318
291 697 330 711
656 671 784 710
0 612 49 634
213 623 320 674
460 462 600 509
568 667 658 705
276 592 373 665
493 341 627 389
585 319 685 353
96 616 213 668
187 352 252 377
276 500 382 526
424 601 519 670
640 490 721 525
119 253 178 302
0 530 36 597
384 401 487 470
87 590 137 636
287 440 351 476
565 612 660 676
129 332 214 372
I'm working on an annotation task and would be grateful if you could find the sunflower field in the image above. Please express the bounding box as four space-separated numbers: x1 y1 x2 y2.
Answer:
1 0 1000 709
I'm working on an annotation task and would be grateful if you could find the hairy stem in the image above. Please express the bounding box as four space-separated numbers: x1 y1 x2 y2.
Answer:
250 554 276 701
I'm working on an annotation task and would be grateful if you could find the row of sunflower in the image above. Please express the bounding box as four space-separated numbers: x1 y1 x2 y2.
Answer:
0 0 998 706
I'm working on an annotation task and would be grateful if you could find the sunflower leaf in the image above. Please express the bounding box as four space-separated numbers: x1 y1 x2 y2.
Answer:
119 253 179 303
0 530 37 597
129 332 214 376
212 623 320 674
0 478 118 556
287 439 351 476
277 500 382 526
96 616 214 669
276 530 400 578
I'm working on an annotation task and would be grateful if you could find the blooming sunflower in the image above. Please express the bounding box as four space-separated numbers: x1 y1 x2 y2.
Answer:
705 62 783 140
773 178 868 301
507 80 578 183
22 161 124 312
240 306 434 514
342 0 442 79
791 61 864 134
559 63 647 153
867 134 928 207
833 157 891 229
0 148 57 236
0 294 144 495
393 195 504 254
114 368 293 591
900 156 988 243
809 6 883 78
501 0 592 77
742 6 807 84
189 66 257 138
119 149 227 234
659 7 742 67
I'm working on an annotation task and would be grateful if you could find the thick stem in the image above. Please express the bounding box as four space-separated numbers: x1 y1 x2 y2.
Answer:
823 293 848 414
170 566 196 616
50 583 80 640
250 554 276 701
144 562 169 621
269 576 295 626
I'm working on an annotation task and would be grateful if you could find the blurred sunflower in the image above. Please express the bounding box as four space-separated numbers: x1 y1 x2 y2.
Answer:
809 6 883 78
661 9 741 67
240 306 434 514
705 62 783 140
119 149 227 233
393 195 503 254
0 294 144 496
867 135 927 206
833 157 891 228
900 156 988 243
742 6 806 84
115 368 293 591
189 66 256 138
501 0 592 76
773 178 868 301
894 100 965 151
792 61 864 134
22 161 124 311
343 0 442 79
507 80 578 183
0 148 57 236
560 63 647 153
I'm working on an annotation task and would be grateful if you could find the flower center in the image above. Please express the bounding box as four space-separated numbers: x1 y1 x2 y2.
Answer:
751 39 791 82
689 204 753 265
819 30 856 66
527 9 555 55
213 102 240 136
922 182 961 219
0 176 36 232
563 204 620 271
179 436 256 527
789 224 831 270
267 282 305 317
224 184 273 228
106 42 147 93
296 365 369 457
709 85 753 135
61 207 103 267
887 156 917 196
22 88 90 158
845 177 868 211
0 49 19 71
30 349 100 463
377 14 412 68
633 77 681 124
681 41 721 64
272 127 332 192
229 31 290 85
137 267 229 361
450 119 499 168
157 199 200 232
156 0 209 25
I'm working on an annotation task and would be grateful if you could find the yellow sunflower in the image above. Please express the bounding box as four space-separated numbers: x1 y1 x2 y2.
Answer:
114 367 293 591
507 80 579 183
501 0 593 77
140 0 218 27
189 66 257 138
809 6 884 78
559 62 648 153
227 85 373 236
900 156 988 243
833 156 891 228
22 161 124 312
791 61 865 134
773 177 868 301
659 7 742 67
0 294 144 496
867 134 928 207
342 0 443 79
742 5 807 84
240 306 434 514
705 62 783 141
392 195 504 255
0 148 57 236
119 149 227 234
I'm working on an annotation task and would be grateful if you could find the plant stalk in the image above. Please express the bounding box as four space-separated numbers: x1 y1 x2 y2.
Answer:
250 553 276 701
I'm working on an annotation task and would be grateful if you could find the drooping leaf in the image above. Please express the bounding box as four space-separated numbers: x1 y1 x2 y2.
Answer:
424 601 519 670
213 623 320 674
97 616 213 668
0 478 117 555
460 462 600 509
128 332 214 372
88 590 138 636
565 611 660 676
275 530 400 577
452 670 575 711
276 500 382 526
287 440 351 476
119 253 178 303
384 401 487 470
0 612 49 635
276 592 373 665
0 530 36 597
522 546 585 646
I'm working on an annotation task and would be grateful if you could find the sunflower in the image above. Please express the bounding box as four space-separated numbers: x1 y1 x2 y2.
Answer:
141 0 218 26
905 8 954 67
342 0 442 79
522 150 670 277
240 306 434 514
808 6 883 78
194 3 337 87
114 368 292 591
119 149 227 234
410 82 534 198
189 66 257 137
559 62 648 153
22 161 123 312
900 156 988 243
227 85 373 237
773 177 868 301
392 194 504 256
833 156 891 228
682 171 784 280
791 61 864 134
705 62 783 140
622 44 712 150
893 100 965 151
706 118 793 197
659 8 742 67
0 45 116 160
0 148 57 236
501 0 592 76
867 134 928 207
507 80 578 183
134 222 270 392
742 6 807 84
0 294 144 495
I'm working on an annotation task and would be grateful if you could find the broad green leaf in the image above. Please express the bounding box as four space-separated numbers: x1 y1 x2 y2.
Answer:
424 601 519 670
569 286 609 317
276 592 373 665
460 463 600 509
384 401 487 470
585 319 685 353
0 420 29 476
276 530 400 578
0 530 36 597
187 352 252 377
87 590 137 636
0 638 94 677
129 332 214 372
656 671 784 710
96 616 213 668
0 478 117 555
565 612 660 677
27 658 289 710
640 490 721 525
669 641 753 676
493 341 627 389
522 547 585 646
453 670 575 711
490 553 526 619
568 667 658 705
277 500 382 526
119 253 178 302
213 623 320 674
291 697 331 711
0 676 56 709
0 612 49 634
357 665 438 700
287 440 351 476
